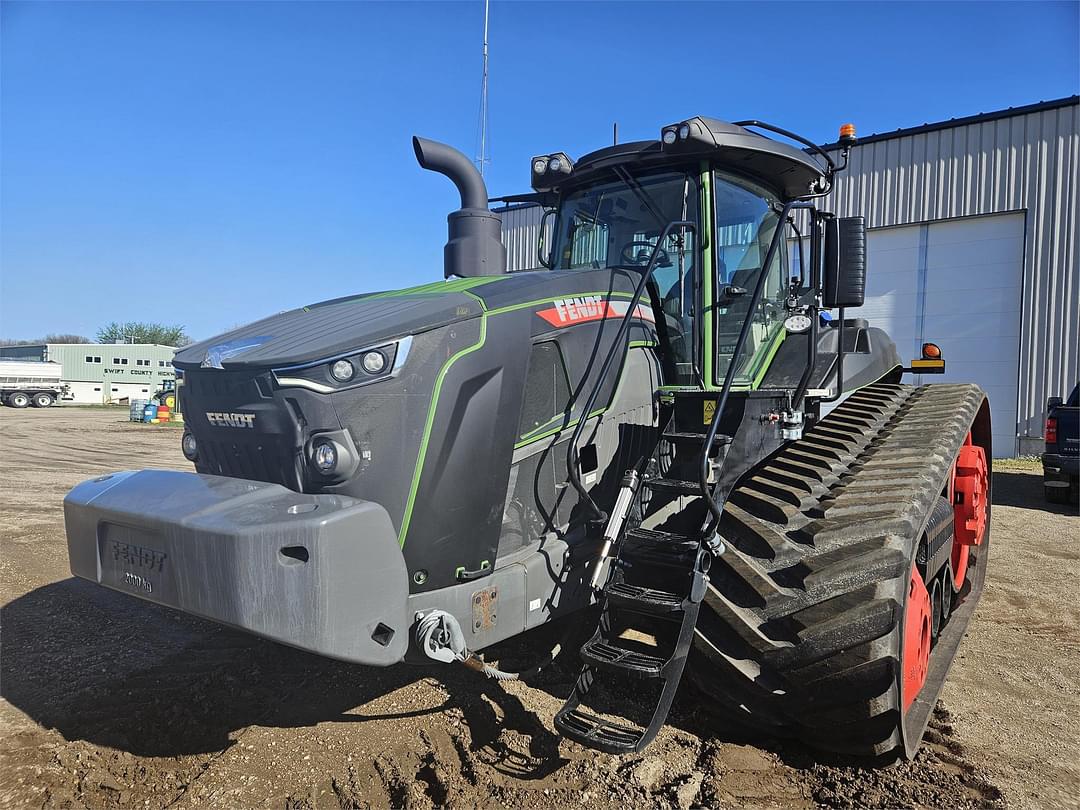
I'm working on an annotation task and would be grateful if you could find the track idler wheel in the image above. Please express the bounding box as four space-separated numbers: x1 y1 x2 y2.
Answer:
930 578 942 641
940 563 954 624
902 563 932 712
950 434 988 589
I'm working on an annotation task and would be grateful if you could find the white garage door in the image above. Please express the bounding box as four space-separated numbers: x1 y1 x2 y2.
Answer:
861 213 1024 457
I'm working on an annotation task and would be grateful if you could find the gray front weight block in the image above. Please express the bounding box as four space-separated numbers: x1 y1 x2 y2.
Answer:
64 470 408 666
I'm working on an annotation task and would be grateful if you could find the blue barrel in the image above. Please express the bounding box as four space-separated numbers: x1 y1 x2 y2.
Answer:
143 403 157 423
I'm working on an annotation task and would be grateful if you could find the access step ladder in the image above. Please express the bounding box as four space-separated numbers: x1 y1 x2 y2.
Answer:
553 428 725 754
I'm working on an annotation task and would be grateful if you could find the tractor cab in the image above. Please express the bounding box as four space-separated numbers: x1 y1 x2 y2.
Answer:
530 118 849 400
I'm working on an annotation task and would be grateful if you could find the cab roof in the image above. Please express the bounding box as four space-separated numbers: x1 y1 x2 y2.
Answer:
570 119 827 200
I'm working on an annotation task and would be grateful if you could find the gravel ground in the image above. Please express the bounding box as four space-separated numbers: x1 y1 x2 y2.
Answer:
0 407 1076 809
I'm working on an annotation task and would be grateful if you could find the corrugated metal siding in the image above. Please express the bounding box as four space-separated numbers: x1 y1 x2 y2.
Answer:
499 101 1079 448
816 101 1079 446
498 204 547 272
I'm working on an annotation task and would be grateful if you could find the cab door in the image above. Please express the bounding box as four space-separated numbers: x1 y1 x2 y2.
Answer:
706 170 788 389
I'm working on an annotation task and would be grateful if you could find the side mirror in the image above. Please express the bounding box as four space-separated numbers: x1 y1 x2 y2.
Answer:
823 216 866 308
537 209 557 269
1048 396 1063 411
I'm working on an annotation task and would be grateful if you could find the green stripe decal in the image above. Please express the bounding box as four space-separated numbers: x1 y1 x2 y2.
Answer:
397 315 489 547
487 290 634 317
367 276 505 301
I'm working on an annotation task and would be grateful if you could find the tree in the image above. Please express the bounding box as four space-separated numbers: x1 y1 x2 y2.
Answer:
0 333 92 346
96 321 192 347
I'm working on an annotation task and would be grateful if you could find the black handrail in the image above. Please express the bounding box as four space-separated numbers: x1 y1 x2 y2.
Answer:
699 199 808 535
566 219 697 522
732 119 837 174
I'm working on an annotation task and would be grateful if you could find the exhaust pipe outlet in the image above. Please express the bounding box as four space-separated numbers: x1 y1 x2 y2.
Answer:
413 136 506 279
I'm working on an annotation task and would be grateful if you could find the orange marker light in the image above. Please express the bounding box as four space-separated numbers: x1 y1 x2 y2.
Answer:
922 342 942 359
839 123 857 139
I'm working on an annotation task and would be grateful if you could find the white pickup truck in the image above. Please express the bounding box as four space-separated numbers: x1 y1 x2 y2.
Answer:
0 360 69 408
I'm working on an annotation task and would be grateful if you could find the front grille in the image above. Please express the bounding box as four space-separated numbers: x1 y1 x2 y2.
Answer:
185 370 270 400
184 368 309 491
197 435 302 490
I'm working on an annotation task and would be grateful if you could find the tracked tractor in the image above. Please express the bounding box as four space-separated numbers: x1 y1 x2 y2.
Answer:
64 116 990 759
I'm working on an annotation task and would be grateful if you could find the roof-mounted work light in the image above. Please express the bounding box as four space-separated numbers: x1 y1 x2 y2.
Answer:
530 152 574 192
660 117 728 153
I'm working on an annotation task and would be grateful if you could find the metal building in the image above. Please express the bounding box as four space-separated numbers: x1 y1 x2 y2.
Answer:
498 96 1079 456
0 343 176 404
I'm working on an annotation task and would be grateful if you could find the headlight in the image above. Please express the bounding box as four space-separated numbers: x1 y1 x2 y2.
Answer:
272 335 411 394
532 158 548 174
312 441 338 474
360 350 387 375
181 432 198 461
678 123 690 140
330 359 355 382
548 157 563 173
662 128 678 145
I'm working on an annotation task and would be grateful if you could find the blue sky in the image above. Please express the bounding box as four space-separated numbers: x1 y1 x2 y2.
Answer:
2 0 1077 342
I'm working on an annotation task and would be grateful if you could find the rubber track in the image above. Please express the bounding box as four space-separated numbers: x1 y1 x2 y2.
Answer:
689 381 986 757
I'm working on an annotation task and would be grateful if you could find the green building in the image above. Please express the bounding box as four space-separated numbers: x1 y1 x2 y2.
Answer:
0 343 176 404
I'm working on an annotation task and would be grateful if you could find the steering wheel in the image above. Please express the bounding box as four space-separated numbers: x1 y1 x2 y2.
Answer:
620 241 670 267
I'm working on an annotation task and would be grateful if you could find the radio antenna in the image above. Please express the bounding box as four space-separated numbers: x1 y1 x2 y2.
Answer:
475 0 491 176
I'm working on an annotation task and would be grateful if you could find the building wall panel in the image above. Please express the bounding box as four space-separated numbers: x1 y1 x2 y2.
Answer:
818 100 1079 448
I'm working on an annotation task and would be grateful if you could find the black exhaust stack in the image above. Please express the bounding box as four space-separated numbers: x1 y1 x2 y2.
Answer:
413 136 506 279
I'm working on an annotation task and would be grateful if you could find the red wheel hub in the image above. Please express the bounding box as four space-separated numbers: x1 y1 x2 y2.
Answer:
902 563 932 711
950 433 987 588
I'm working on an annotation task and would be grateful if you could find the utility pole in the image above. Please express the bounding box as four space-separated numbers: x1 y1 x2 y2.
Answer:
476 0 490 176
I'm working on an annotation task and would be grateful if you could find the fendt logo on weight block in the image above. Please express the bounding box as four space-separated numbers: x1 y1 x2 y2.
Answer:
205 412 256 428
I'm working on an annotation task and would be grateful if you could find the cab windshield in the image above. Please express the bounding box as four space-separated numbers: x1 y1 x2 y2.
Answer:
551 169 701 382
551 169 698 274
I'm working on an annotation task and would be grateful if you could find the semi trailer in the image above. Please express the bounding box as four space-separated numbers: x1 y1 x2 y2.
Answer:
64 116 990 759
0 360 68 408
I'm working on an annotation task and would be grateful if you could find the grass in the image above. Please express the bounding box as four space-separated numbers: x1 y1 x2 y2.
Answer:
992 456 1042 473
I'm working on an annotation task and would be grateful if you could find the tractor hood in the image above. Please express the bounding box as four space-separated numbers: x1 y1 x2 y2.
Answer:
174 269 641 371
173 283 486 371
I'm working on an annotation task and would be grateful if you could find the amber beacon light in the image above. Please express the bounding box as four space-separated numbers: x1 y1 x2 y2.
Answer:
907 341 946 374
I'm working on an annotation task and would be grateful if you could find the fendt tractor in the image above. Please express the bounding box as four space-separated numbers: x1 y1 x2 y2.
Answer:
65 116 991 759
